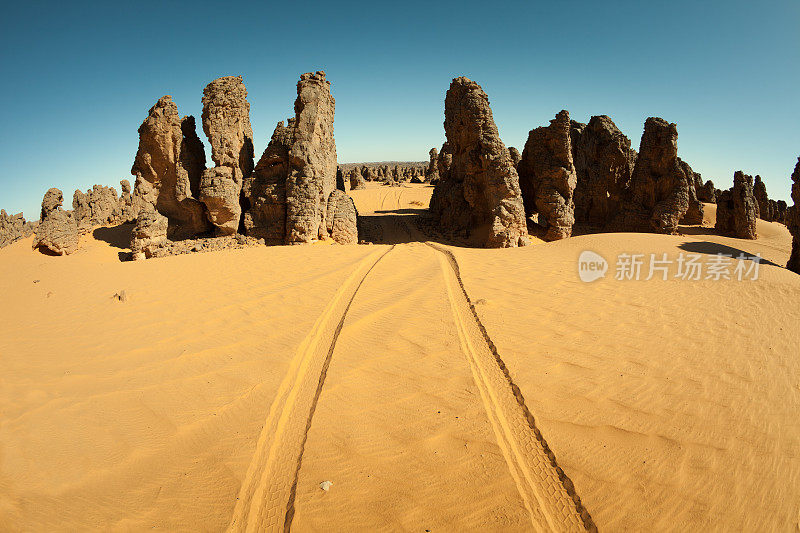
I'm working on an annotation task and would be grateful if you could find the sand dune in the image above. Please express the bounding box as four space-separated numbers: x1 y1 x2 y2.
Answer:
1 184 798 531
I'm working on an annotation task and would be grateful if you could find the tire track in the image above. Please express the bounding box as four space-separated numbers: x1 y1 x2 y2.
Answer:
426 242 596 532
227 246 395 533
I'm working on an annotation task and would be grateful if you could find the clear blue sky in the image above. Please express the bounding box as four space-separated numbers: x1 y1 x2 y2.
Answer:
1 0 798 219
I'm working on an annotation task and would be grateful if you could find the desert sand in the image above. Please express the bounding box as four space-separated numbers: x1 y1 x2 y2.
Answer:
1 182 798 531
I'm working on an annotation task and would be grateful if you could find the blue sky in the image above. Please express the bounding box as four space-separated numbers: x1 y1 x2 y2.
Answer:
1 0 798 219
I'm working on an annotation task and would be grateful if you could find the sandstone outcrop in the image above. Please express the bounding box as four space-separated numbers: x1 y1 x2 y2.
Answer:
0 210 35 248
325 189 359 244
507 146 521 167
429 77 528 247
787 158 800 273
199 76 254 235
570 115 636 227
715 171 758 239
609 117 688 234
284 71 340 243
132 96 211 239
242 72 357 245
678 159 704 225
517 110 577 240
33 188 78 255
118 179 137 221
72 185 120 234
131 203 168 260
241 119 293 243
349 167 366 190
775 200 788 224
336 167 345 191
698 179 716 203
753 175 771 220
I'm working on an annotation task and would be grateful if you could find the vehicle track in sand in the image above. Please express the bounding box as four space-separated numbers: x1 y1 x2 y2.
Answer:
426 242 596 532
227 246 394 533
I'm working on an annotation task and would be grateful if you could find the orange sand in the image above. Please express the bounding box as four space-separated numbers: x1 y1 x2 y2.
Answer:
1 183 798 531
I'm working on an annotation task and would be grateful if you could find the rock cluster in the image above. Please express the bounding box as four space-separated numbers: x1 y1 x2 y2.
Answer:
570 115 636 227
787 157 800 273
199 76 254 235
429 77 528 247
131 96 211 240
697 179 716 203
242 119 294 243
517 110 577 241
0 210 35 248
243 72 357 245
72 185 121 234
33 188 79 255
752 175 775 221
609 118 689 234
715 171 758 239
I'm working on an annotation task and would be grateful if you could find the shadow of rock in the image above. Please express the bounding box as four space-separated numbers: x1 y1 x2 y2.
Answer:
93 223 134 250
678 241 780 267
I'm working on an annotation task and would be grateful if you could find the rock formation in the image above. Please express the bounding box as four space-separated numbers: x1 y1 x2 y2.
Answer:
242 71 357 245
325 189 359 244
0 210 35 248
787 158 800 273
609 117 688 234
753 175 771 220
118 179 137 222
429 77 528 247
336 167 345 191
698 179 716 203
349 167 366 190
775 200 788 224
570 115 636 227
72 185 120 234
241 119 294 244
132 96 211 239
33 188 78 255
517 110 577 241
715 171 758 239
507 146 521 167
199 76 254 235
678 159 704 225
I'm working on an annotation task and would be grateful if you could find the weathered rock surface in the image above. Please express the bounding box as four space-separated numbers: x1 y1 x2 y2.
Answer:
199 76 254 235
609 117 689 234
0 210 35 248
753 175 771 221
242 119 293 244
72 185 120 234
698 179 716 203
507 146 521 168
570 115 636 227
679 159 704 225
132 95 210 239
131 203 168 260
349 167 366 190
715 171 758 239
325 189 359 244
429 77 528 247
118 179 136 221
242 72 357 245
517 110 577 241
284 71 339 243
786 158 800 273
33 188 78 255
336 167 345 191
775 200 788 224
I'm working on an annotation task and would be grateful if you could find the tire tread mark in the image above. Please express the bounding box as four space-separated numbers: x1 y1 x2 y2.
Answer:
426 242 597 532
227 246 395 532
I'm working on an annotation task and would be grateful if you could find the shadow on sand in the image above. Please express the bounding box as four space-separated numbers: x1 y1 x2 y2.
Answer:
677 241 781 267
93 223 134 250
